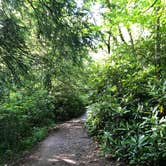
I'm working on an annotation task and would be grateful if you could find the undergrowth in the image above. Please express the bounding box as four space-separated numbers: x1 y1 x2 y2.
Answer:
87 55 166 165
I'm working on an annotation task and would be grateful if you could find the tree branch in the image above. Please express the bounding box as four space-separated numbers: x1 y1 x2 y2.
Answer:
118 25 127 45
127 27 135 53
143 0 158 12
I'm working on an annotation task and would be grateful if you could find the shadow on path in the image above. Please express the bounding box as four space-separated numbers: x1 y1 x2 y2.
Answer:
18 114 117 166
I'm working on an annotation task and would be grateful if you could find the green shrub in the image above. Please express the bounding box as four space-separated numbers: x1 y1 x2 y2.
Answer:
53 91 86 121
2 89 55 127
21 127 48 150
87 55 166 165
0 110 29 163
0 84 86 164
0 88 55 164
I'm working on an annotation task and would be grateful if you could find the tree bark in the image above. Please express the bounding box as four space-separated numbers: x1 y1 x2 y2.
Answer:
154 6 161 78
127 27 135 53
118 25 127 45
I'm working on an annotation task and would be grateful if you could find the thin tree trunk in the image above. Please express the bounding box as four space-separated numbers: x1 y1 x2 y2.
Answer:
127 27 135 53
154 6 161 78
118 25 127 45
109 31 118 45
106 33 111 54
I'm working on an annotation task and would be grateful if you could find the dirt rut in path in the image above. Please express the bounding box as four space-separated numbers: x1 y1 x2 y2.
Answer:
18 116 115 166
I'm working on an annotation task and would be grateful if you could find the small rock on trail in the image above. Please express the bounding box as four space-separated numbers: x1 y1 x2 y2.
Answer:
18 115 115 166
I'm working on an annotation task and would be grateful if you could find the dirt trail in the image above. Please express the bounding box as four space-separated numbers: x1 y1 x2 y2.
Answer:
18 114 116 166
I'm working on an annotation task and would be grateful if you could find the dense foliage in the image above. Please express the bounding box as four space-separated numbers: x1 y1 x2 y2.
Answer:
87 55 166 165
0 0 166 165
0 0 90 164
86 0 166 165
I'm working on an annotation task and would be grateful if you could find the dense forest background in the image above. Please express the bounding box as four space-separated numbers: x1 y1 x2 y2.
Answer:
0 0 166 165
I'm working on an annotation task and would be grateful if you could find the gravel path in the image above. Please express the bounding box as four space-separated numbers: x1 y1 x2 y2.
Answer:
18 114 116 166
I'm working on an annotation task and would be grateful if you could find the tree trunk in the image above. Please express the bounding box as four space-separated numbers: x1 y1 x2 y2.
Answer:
154 6 161 78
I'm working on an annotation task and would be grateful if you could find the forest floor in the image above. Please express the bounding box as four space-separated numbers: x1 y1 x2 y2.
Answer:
16 113 121 166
